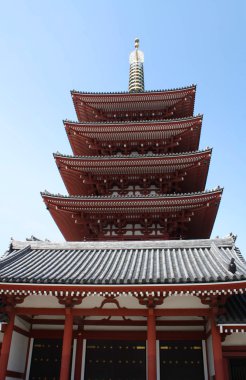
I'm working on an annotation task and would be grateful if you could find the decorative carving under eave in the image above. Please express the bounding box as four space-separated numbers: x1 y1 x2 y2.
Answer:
137 294 164 308
200 294 229 316
57 295 84 307
0 295 27 324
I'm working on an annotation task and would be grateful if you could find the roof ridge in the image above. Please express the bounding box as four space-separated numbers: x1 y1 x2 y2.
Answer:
10 236 235 251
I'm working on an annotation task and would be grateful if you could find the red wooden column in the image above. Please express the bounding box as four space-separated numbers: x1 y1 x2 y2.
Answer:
60 308 73 380
147 307 156 380
74 331 83 380
0 309 15 380
211 316 225 380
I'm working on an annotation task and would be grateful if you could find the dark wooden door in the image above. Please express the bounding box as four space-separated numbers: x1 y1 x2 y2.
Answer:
230 359 246 380
84 340 146 380
29 338 62 380
159 341 205 380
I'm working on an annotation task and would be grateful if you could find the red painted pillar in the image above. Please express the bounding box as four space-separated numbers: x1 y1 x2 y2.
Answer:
60 308 73 380
147 307 156 380
211 317 225 380
0 310 15 380
74 332 83 380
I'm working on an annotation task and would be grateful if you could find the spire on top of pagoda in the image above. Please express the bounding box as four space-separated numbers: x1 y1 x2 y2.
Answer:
129 38 144 93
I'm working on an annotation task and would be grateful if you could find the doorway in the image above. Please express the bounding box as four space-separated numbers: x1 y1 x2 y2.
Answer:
159 340 205 380
230 359 246 380
84 340 146 380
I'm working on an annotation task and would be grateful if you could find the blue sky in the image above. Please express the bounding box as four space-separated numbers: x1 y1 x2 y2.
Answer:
0 0 246 255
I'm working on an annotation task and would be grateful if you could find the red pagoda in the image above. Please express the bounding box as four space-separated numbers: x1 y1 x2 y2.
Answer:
0 39 246 380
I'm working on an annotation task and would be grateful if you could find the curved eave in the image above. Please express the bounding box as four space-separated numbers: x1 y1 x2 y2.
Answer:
54 148 212 163
71 85 196 122
65 116 202 156
54 149 212 195
64 114 203 129
0 282 245 293
41 189 222 241
42 188 222 204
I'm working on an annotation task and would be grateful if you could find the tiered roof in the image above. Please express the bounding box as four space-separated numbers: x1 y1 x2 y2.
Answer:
42 189 222 241
54 149 211 196
64 115 202 156
41 80 221 241
71 86 196 122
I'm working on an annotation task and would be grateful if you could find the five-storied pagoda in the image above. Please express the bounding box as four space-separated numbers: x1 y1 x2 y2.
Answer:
0 39 246 380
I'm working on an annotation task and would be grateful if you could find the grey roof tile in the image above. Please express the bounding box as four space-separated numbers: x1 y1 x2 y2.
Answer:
0 237 245 285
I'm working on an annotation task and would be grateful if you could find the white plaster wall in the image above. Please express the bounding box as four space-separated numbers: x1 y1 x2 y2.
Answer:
22 295 63 308
202 340 209 380
25 338 33 380
158 316 202 321
156 295 208 309
74 296 105 309
7 331 29 373
33 315 64 320
116 296 146 309
71 338 77 379
75 295 147 309
222 333 246 346
206 335 215 377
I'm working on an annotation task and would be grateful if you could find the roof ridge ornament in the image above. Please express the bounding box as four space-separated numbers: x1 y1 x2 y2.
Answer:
129 38 144 93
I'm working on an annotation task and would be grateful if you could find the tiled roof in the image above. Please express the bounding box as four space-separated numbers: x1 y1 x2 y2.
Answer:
0 237 245 285
218 294 246 323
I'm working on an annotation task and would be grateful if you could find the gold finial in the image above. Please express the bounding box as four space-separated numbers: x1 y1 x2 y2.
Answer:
135 38 139 49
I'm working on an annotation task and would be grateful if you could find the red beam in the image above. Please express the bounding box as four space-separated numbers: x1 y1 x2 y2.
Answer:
30 329 205 341
30 318 204 326
223 351 246 358
82 331 146 341
15 306 209 317
1 281 245 293
223 346 246 352
157 331 205 340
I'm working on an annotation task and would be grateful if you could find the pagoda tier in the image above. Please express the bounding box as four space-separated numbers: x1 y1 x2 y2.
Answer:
54 149 211 196
71 85 196 122
42 189 222 241
64 115 202 156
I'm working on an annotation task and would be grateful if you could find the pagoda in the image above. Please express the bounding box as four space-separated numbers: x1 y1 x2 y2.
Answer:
42 38 221 243
0 39 246 380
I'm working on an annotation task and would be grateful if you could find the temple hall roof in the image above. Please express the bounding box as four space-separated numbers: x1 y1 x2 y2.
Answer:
0 237 245 285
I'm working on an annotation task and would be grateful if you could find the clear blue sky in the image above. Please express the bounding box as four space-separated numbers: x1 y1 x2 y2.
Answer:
0 1 246 255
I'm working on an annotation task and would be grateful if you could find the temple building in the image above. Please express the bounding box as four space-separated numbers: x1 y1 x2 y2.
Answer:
0 39 246 380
